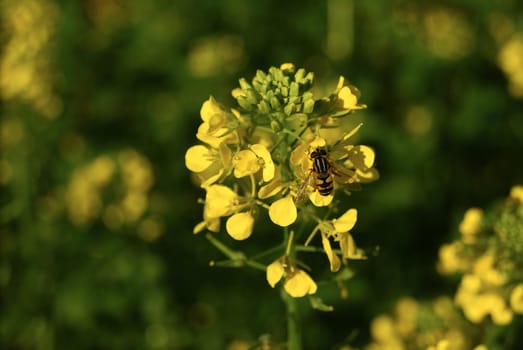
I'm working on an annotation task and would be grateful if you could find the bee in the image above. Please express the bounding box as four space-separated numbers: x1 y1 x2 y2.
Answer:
295 147 348 203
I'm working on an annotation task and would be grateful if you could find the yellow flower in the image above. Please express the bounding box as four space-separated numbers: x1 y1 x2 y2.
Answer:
437 242 465 274
510 283 523 314
266 258 318 298
459 208 483 244
185 142 232 187
196 96 238 148
232 144 275 181
455 274 513 325
284 269 318 298
199 185 257 240
510 185 523 202
319 208 364 272
269 196 297 227
473 254 506 287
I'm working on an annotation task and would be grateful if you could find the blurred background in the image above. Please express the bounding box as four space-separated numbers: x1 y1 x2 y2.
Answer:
1 0 523 349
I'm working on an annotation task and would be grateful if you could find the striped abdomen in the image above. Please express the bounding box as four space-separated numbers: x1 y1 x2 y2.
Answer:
311 148 334 196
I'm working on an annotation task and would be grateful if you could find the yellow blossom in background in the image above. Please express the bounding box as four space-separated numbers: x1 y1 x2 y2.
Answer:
65 149 156 235
510 284 523 314
459 208 483 244
0 0 61 119
510 185 523 202
498 35 523 98
437 242 466 274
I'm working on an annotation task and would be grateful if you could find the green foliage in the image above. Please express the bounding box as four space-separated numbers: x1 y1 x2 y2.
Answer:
1 0 523 349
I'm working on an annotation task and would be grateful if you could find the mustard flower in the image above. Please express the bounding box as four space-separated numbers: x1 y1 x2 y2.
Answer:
196 96 239 148
198 184 256 240
316 208 365 272
185 142 232 187
186 64 377 297
232 143 275 181
266 258 318 298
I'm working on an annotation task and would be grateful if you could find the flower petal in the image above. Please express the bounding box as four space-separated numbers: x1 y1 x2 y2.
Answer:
309 191 333 207
321 234 341 272
284 270 317 297
269 196 297 227
333 209 357 232
185 145 214 172
200 96 223 122
266 259 285 288
205 185 238 218
233 150 259 178
338 232 365 259
226 212 254 240
251 143 275 182
338 86 358 109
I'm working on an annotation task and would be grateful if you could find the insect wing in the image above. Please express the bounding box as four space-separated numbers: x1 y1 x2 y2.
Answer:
294 171 315 204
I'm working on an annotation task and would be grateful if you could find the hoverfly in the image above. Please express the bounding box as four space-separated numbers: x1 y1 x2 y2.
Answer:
294 146 355 203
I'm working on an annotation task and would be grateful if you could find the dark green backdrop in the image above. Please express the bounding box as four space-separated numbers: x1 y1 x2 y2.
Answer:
1 0 523 349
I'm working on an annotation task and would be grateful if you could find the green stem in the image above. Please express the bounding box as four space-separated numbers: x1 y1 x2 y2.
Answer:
284 291 302 350
282 228 302 349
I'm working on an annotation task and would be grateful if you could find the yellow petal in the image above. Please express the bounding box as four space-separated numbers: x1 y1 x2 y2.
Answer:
226 212 254 240
510 284 523 314
269 196 297 227
290 141 309 166
338 232 365 259
185 145 214 172
338 86 358 109
284 270 318 297
347 145 375 170
308 136 327 149
200 96 223 122
333 209 357 232
321 234 341 272
355 168 380 183
280 63 295 71
251 143 275 182
205 185 237 217
309 191 333 207
266 259 285 288
233 149 259 178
